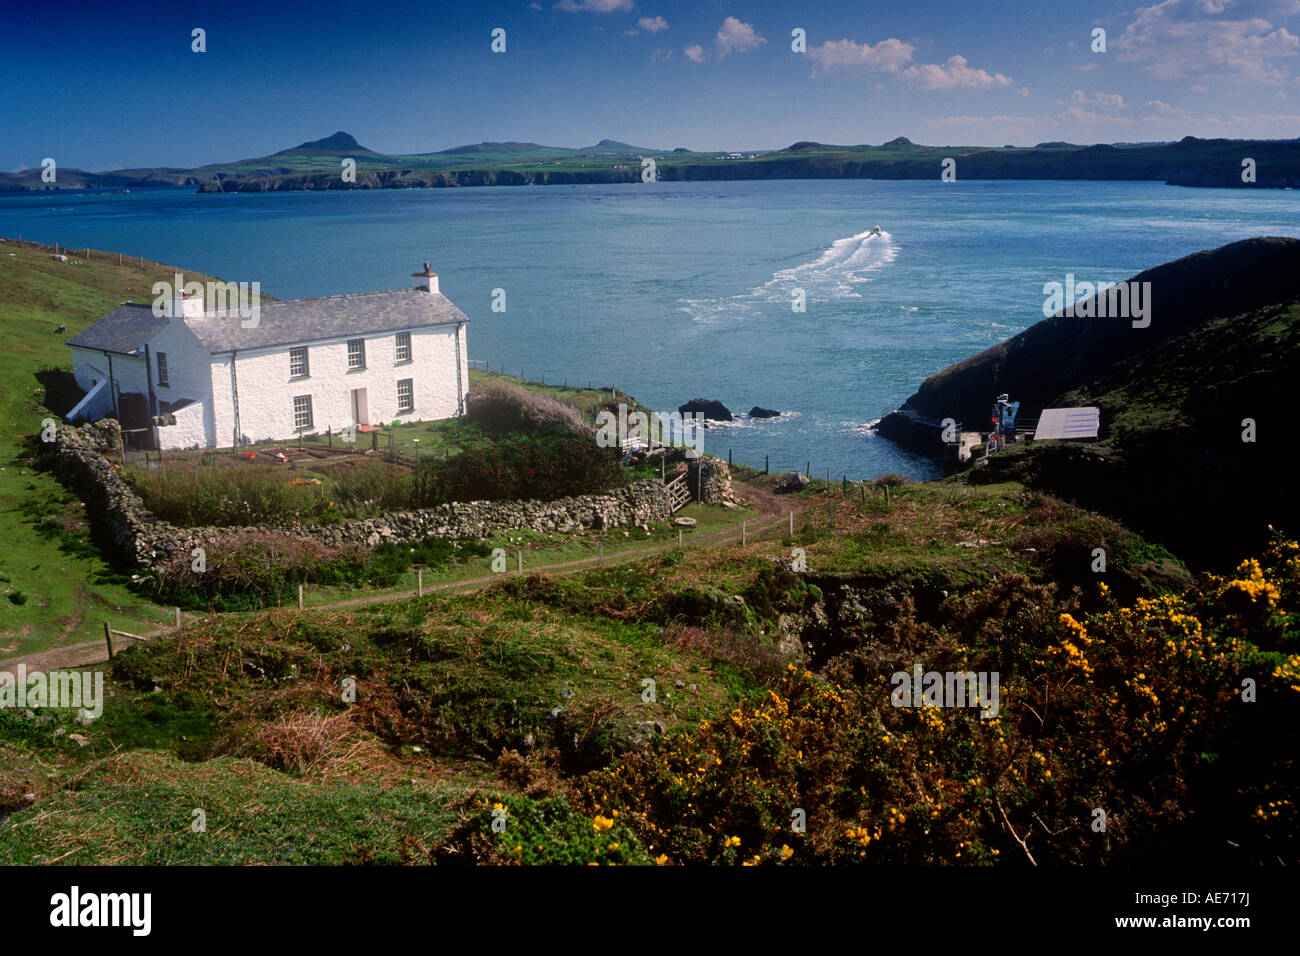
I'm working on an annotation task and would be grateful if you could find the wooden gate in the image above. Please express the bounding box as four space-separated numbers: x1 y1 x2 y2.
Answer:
664 472 691 513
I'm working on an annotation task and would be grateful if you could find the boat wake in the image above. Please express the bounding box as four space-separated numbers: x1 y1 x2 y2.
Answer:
679 228 897 323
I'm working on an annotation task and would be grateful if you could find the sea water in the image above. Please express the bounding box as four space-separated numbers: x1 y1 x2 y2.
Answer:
3 178 1297 478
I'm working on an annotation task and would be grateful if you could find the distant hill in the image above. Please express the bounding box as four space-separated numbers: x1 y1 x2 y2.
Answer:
3 131 1299 193
272 131 380 155
876 236 1300 567
579 139 659 153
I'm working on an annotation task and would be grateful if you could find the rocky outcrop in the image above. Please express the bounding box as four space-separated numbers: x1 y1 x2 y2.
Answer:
875 237 1300 452
53 422 671 574
679 398 733 422
748 406 780 418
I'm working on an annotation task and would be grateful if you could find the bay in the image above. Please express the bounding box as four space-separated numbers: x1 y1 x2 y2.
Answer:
3 179 1297 479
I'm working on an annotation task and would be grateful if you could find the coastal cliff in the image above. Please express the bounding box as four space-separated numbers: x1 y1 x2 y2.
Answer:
875 237 1300 567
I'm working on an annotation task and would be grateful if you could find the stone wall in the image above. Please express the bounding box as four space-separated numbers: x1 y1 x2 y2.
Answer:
54 421 671 574
687 456 734 504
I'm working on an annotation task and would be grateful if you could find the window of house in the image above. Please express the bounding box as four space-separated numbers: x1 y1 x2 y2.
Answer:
293 395 313 431
395 331 412 363
397 378 414 412
290 346 309 378
347 338 365 369
155 352 169 387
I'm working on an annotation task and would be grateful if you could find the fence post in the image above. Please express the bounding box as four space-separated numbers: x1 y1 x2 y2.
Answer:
742 520 747 546
417 568 423 596
298 584 304 610
517 550 523 573
789 511 793 535
728 449 732 467
103 621 115 660
678 528 683 549
764 454 769 475
806 461 810 478
861 484 866 504
175 607 181 630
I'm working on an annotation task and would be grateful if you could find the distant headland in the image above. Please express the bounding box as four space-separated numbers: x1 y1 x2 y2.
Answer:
2 131 1298 194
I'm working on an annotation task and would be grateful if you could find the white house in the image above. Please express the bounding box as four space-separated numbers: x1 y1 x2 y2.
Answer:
66 265 469 450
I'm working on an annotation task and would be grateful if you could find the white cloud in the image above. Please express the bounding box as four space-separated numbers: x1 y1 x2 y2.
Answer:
1076 62 1100 71
639 16 669 32
927 114 1037 127
1115 0 1300 82
1071 89 1128 108
554 0 633 12
715 17 765 57
684 43 706 63
1058 106 1138 125
807 37 915 75
902 54 1015 90
1145 99 1177 111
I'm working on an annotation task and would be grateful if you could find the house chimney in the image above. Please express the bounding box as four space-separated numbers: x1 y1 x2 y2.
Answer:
412 262 439 295
172 288 205 319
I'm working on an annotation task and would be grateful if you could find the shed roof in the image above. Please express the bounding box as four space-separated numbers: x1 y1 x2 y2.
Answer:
65 303 166 356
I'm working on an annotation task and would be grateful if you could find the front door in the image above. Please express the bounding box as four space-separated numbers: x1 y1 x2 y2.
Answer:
351 387 369 427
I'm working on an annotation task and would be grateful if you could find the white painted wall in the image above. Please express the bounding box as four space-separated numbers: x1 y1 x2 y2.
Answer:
209 322 467 447
70 347 149 398
148 314 215 446
159 401 208 450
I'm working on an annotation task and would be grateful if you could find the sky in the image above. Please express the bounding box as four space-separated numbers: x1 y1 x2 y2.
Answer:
3 0 1299 171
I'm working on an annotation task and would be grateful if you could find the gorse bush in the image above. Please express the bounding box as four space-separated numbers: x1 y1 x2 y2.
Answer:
574 535 1300 866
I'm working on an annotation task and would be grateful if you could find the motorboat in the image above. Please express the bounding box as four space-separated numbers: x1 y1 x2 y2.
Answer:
870 225 882 236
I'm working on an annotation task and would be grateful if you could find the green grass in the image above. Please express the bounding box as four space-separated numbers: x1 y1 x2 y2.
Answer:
0 241 238 655
0 751 474 865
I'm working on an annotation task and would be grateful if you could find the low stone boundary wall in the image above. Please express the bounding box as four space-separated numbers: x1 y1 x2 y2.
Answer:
54 421 671 573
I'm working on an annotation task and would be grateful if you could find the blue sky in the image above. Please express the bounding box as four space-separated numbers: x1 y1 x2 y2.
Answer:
3 0 1298 170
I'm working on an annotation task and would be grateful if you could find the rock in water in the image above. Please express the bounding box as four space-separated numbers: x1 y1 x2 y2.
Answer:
678 398 733 421
749 406 780 418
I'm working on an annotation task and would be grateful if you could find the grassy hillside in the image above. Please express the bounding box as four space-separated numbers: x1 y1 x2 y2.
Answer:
0 240 247 654
3 475 1295 865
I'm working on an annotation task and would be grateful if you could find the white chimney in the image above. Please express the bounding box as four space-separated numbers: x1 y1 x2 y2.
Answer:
172 289 205 319
412 262 439 295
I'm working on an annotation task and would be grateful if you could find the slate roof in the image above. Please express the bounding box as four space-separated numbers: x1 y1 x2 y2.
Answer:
185 289 469 354
65 303 166 356
66 289 470 358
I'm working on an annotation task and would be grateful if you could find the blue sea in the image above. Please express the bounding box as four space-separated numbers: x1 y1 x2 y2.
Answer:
3 180 1298 479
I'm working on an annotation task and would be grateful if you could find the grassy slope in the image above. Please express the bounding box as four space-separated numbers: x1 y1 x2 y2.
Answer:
0 241 245 654
0 476 1192 863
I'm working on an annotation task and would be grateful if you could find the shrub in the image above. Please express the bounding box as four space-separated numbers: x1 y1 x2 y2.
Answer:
415 434 627 505
431 793 651 865
467 382 593 439
124 464 336 527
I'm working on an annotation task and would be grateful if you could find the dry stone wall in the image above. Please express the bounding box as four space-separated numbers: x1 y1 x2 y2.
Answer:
54 421 670 574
